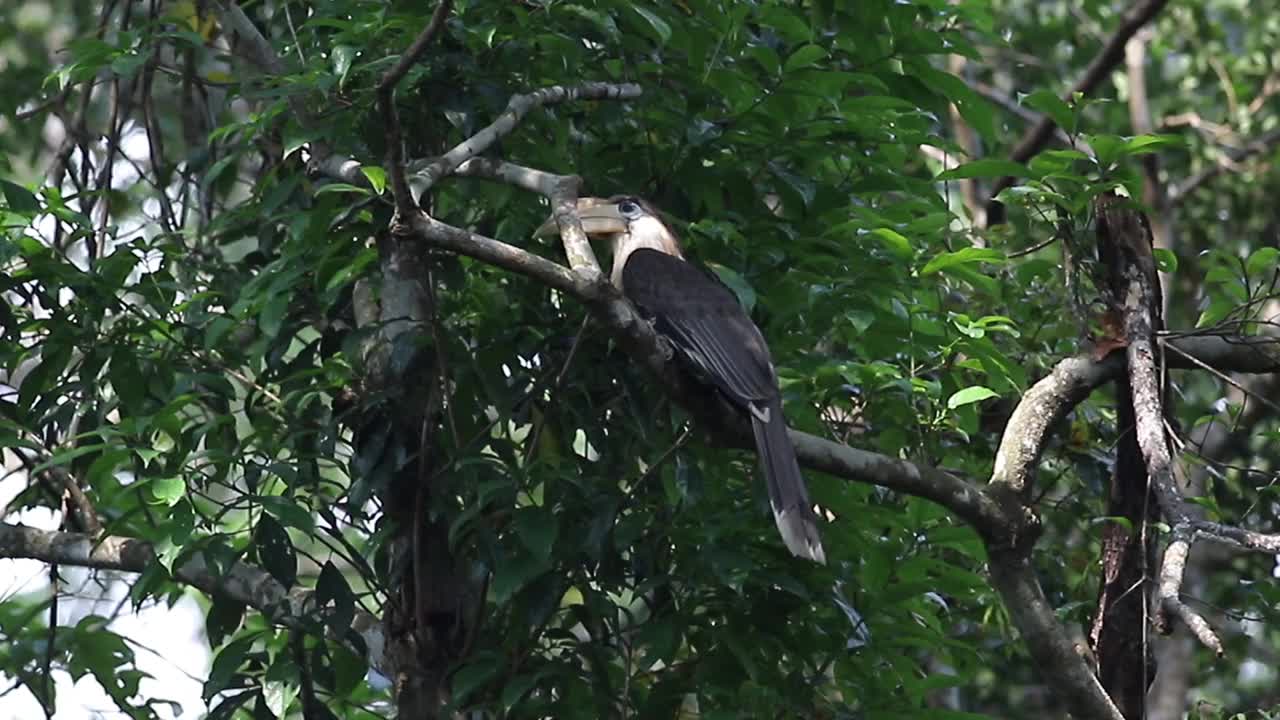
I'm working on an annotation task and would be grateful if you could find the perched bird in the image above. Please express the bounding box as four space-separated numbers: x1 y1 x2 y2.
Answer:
542 196 826 563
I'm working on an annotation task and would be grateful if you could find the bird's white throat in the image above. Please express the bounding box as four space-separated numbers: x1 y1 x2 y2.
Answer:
611 216 683 290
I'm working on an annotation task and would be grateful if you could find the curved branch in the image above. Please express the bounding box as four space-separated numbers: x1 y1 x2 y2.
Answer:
991 334 1280 498
992 353 1123 498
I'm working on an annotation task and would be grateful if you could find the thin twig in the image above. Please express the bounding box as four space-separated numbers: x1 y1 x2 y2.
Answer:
524 315 590 465
376 0 454 215
415 83 642 194
1007 233 1061 258
1160 337 1280 416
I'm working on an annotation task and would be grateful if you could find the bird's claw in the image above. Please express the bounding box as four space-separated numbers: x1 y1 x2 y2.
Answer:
656 335 675 361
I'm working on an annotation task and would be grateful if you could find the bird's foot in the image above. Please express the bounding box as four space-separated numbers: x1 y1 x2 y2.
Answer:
656 334 675 361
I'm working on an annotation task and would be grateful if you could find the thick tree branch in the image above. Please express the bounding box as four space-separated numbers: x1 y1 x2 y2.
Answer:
793 431 1009 534
977 324 1279 714
405 214 586 296
1096 195 1230 658
992 353 1123 498
0 522 386 664
1164 333 1280 373
451 157 568 195
987 546 1126 720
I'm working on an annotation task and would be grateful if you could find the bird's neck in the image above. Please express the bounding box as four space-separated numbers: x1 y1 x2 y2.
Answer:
611 217 683 290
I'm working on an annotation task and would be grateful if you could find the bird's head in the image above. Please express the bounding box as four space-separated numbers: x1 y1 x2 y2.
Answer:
536 196 682 257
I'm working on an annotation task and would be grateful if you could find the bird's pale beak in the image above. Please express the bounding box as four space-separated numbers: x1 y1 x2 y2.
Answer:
534 197 627 238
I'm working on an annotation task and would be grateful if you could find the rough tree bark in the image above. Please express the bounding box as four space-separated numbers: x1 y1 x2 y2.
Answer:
1089 193 1164 718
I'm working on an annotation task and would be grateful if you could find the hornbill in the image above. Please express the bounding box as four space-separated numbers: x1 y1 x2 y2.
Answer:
542 196 826 563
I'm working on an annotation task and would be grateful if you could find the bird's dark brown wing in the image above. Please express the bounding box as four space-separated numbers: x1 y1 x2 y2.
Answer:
621 248 825 563
620 248 778 406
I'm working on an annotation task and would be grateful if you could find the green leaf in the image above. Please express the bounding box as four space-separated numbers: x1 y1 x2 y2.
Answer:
783 44 827 72
360 166 387 195
254 515 297 588
259 292 289 339
314 182 372 196
283 127 320 160
1246 247 1279 277
331 44 356 87
946 386 999 410
921 247 1006 275
492 549 546 604
262 679 297 718
501 671 544 710
1021 90 1074 134
629 6 671 43
258 495 316 534
316 561 355 633
1085 134 1125 167
451 654 501 701
1153 248 1178 273
1 180 41 217
872 228 913 258
847 310 875 333
934 159 1029 181
708 263 757 312
514 506 558 560
148 476 187 507
1124 134 1183 154
27 443 109 477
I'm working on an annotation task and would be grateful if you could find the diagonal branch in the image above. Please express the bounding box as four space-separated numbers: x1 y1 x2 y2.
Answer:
377 0 454 215
0 522 386 665
984 0 1171 224
376 0 454 95
987 545 1126 720
991 353 1123 499
413 83 642 195
1168 127 1280 205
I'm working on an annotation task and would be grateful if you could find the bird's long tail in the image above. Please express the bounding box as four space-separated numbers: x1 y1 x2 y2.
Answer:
751 400 826 563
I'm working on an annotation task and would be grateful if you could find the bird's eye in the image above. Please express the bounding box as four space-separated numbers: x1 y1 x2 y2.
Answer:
617 200 640 217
